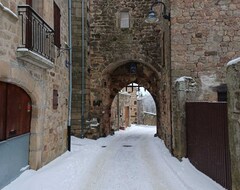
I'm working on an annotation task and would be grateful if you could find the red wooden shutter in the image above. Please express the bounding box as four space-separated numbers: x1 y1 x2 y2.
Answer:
54 2 61 48
26 0 32 6
0 82 7 141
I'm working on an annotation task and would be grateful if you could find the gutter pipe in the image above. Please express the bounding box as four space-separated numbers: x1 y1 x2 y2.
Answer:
81 0 85 138
67 0 72 151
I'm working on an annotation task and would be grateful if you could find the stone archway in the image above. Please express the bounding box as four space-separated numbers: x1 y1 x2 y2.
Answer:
0 61 45 170
89 60 171 147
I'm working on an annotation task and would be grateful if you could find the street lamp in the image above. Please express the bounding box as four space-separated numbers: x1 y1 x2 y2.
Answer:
145 0 170 23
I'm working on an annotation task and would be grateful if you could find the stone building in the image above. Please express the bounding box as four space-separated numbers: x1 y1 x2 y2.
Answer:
0 0 69 188
110 91 131 131
170 1 240 189
125 85 138 124
70 0 240 189
110 84 138 130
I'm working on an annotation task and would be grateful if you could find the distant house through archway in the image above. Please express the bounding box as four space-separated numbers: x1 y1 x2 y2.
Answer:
110 83 157 131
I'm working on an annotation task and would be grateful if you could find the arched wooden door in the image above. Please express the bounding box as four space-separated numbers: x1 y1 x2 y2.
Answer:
0 82 32 189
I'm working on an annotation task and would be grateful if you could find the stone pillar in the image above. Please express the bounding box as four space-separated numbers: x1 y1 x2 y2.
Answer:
172 76 198 158
226 58 240 190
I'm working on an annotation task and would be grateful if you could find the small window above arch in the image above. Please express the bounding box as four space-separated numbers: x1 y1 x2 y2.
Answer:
120 11 130 29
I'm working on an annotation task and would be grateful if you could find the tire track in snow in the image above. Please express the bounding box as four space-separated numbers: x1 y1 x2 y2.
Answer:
79 135 125 190
139 137 191 190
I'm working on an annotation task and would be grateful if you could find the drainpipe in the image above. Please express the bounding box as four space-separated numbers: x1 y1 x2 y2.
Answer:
80 0 85 138
67 0 72 151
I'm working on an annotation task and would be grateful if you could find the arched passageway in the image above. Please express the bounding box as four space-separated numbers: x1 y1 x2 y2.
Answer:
89 60 172 150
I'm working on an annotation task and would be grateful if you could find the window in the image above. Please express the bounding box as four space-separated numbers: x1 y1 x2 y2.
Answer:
53 89 59 109
54 2 61 48
26 0 32 6
120 11 130 28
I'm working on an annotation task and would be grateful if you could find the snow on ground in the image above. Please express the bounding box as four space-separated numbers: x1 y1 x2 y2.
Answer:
3 125 225 190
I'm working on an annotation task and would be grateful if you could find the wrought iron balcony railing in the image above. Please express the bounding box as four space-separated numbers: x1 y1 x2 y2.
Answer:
18 5 54 62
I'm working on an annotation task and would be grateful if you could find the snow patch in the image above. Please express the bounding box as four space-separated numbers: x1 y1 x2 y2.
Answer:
200 74 219 91
143 111 156 115
20 165 30 172
227 57 240 66
0 3 18 19
175 76 193 83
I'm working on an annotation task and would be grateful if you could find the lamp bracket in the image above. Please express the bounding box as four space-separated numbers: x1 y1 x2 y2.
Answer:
150 0 170 21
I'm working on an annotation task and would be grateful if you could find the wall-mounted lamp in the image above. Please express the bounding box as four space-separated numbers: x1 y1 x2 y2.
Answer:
145 0 170 23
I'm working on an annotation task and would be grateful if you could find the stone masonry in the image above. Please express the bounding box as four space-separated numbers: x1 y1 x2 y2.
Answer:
71 0 90 137
0 0 69 169
86 0 172 149
170 0 240 100
110 91 131 130
227 58 240 190
71 0 240 188
170 1 240 188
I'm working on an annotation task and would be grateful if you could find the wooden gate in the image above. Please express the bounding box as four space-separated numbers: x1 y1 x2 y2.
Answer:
186 102 231 190
0 82 32 189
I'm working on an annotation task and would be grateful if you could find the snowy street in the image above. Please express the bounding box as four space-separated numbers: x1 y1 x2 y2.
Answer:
3 125 225 190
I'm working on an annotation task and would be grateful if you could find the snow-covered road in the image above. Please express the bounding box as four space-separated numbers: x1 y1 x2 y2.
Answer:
3 125 225 190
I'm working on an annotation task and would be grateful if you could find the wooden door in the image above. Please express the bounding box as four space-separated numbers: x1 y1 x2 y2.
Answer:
0 82 7 141
125 106 129 127
0 82 31 140
6 85 31 139
186 102 231 190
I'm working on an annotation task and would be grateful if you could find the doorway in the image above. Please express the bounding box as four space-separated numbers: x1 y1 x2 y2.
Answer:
0 82 32 189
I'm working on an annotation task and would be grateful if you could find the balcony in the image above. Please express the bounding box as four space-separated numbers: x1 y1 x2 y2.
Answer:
17 5 55 69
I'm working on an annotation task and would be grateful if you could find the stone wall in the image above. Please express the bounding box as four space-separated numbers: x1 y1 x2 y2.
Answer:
227 58 240 190
88 0 172 148
71 0 90 137
0 0 69 169
170 0 240 101
170 1 240 187
137 94 156 124
172 76 198 158
143 112 156 126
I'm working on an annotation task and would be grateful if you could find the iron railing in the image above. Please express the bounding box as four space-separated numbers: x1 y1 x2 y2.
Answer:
18 5 54 62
